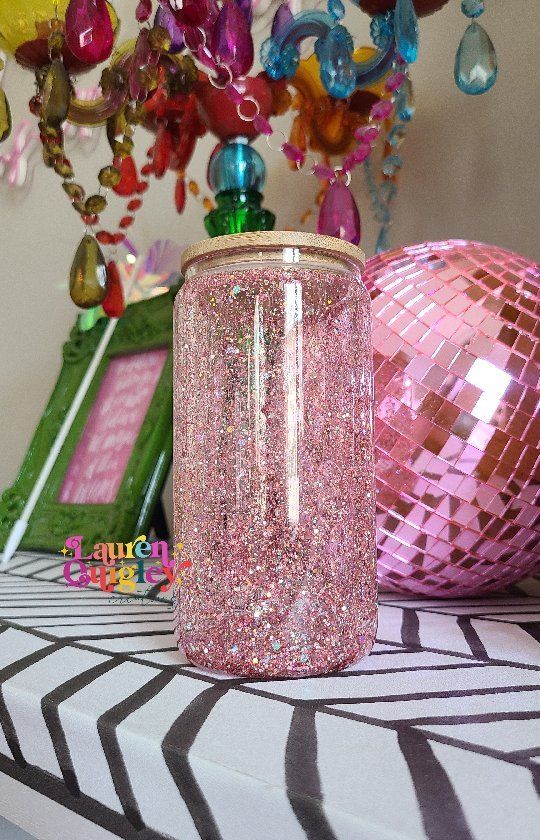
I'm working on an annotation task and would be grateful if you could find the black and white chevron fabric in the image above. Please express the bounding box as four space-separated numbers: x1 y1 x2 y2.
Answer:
0 552 539 840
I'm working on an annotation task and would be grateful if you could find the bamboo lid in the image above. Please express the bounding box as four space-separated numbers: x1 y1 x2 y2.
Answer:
181 231 365 273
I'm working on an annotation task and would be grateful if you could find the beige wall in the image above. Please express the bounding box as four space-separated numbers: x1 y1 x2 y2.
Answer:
0 0 538 523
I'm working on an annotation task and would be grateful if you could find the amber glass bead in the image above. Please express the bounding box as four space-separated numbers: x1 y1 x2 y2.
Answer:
39 122 61 140
47 142 64 157
63 182 85 201
148 25 171 51
41 59 71 128
114 138 134 158
0 88 11 143
85 195 107 215
98 165 121 188
54 159 74 179
125 104 144 125
70 235 108 309
48 31 65 57
42 147 55 168
203 198 214 212
188 180 200 196
100 67 126 93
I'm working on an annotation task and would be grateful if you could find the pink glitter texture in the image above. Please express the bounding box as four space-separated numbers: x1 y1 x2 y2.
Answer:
365 240 540 597
174 258 377 677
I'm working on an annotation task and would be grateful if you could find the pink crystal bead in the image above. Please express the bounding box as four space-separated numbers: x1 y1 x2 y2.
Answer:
353 143 372 163
136 0 153 23
312 163 335 181
354 125 380 144
370 100 393 121
318 180 361 245
342 152 356 173
172 0 209 27
211 0 254 77
253 114 273 135
225 83 244 104
282 142 304 165
385 72 406 92
129 28 159 100
65 0 114 65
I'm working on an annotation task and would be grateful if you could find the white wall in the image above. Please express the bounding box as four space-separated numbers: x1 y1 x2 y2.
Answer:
0 0 538 511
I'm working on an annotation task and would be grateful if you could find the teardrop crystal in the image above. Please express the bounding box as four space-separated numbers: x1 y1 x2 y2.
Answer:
70 235 108 309
212 0 254 78
317 180 361 245
41 59 72 128
65 0 114 65
454 22 497 95
317 27 356 99
394 0 418 63
0 88 12 143
102 262 125 318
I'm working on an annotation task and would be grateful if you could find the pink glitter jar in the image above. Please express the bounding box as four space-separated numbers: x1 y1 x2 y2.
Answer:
174 232 377 677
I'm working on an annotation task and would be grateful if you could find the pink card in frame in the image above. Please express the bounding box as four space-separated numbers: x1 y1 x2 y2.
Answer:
0 288 178 554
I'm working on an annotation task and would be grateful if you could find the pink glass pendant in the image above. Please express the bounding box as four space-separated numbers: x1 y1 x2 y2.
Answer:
211 0 254 77
65 0 114 65
129 28 160 100
174 232 377 678
318 180 361 245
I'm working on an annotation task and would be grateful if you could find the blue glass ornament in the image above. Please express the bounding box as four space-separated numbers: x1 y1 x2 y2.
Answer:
394 0 418 63
208 142 267 194
395 77 415 121
261 6 396 93
454 22 497 94
316 26 356 99
328 0 345 22
375 226 390 253
370 12 394 48
388 123 407 148
461 0 484 18
381 154 403 176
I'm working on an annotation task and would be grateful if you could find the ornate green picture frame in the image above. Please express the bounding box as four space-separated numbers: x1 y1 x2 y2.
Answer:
0 287 178 553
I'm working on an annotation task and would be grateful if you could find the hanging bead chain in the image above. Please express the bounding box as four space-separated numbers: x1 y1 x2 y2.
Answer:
35 22 171 248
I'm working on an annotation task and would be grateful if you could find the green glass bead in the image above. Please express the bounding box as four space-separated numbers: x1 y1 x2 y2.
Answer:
114 137 134 158
204 189 276 238
85 194 107 214
0 88 12 143
98 165 121 188
54 159 74 178
70 235 108 309
41 59 72 128
63 181 86 201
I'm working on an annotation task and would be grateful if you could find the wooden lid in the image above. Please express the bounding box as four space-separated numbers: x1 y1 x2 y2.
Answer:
181 231 365 273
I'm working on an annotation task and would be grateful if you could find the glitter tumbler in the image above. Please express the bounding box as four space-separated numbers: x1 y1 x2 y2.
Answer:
174 232 377 677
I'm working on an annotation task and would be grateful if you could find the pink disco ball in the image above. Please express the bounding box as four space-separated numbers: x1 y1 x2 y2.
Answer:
364 240 540 597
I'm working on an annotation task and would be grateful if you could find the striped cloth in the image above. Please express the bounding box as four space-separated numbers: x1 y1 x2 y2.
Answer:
0 552 539 840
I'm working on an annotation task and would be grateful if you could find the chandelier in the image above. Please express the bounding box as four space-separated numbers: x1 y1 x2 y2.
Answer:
0 0 498 311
